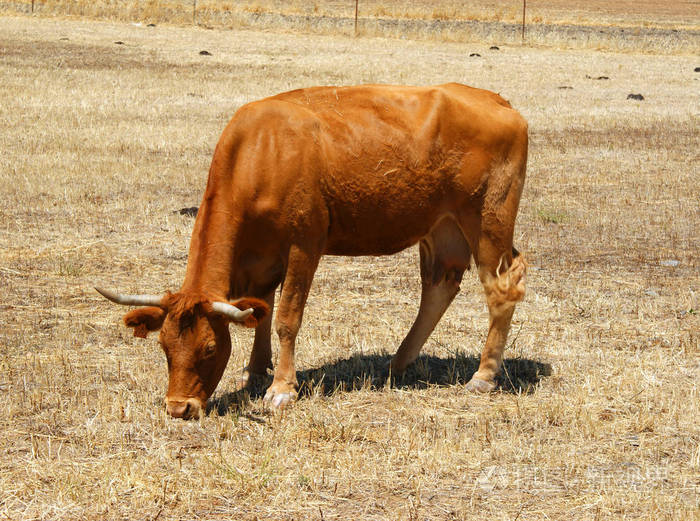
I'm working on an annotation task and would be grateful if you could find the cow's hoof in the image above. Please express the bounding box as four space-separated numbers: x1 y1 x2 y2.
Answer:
465 376 496 394
263 384 297 410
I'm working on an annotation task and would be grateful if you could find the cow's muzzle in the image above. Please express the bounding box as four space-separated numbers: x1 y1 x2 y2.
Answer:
165 397 203 420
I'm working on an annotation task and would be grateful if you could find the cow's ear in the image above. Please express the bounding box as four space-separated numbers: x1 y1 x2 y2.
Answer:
123 307 166 338
229 298 270 328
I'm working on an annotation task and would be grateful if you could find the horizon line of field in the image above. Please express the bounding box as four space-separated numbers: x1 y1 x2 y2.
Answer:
3 0 698 52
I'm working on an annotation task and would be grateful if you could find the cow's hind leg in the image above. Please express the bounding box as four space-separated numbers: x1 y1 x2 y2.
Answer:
465 122 528 392
466 243 527 393
391 217 470 373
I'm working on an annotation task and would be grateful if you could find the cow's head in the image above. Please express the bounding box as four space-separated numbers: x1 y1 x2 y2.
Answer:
96 288 269 419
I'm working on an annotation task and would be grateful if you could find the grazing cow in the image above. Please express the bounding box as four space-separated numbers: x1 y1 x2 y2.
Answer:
97 83 528 418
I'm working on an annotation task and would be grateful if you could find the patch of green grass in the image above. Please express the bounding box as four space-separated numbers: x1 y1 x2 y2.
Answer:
56 256 84 277
535 206 569 224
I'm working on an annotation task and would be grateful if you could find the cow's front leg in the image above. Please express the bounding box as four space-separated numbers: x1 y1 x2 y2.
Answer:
264 246 319 409
236 291 275 391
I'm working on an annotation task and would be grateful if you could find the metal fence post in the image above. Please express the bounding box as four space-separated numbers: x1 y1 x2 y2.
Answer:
193 0 197 25
354 0 359 35
521 0 526 43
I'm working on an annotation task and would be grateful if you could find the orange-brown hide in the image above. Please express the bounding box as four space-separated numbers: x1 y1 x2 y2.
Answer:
182 83 527 296
127 83 528 414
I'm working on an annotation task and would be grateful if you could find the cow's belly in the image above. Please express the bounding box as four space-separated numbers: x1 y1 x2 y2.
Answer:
323 196 452 256
324 230 424 256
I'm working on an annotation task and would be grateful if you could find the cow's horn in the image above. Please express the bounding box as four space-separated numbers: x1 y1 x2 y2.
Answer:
211 301 254 322
95 287 164 307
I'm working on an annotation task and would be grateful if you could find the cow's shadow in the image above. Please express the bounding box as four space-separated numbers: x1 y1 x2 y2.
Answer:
208 353 551 417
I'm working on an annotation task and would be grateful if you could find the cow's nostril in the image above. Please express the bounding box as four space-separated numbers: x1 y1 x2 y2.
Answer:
166 398 201 420
166 400 188 418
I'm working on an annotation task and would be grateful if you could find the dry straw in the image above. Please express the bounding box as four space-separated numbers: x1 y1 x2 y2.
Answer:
0 7 698 521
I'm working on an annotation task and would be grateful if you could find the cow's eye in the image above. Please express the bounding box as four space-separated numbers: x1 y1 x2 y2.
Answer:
203 342 216 358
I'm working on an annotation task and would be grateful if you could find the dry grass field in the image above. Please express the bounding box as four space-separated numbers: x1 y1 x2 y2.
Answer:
6 0 700 27
0 8 699 521
2 0 700 52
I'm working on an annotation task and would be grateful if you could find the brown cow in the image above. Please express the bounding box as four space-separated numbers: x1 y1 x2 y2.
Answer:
97 83 528 419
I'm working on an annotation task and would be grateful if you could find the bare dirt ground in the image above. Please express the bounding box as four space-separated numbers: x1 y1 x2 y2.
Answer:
0 10 698 521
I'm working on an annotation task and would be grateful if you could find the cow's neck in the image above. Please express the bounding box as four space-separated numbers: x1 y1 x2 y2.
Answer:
180 194 238 300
